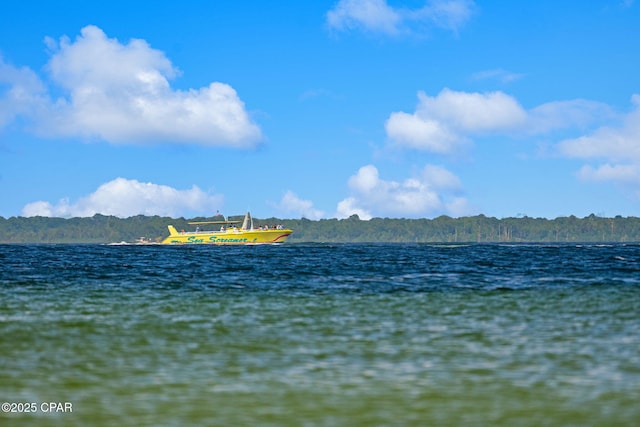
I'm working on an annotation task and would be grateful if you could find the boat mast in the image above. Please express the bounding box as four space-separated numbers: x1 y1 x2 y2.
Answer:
241 211 254 230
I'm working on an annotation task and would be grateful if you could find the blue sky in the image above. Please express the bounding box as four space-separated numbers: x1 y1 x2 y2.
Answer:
1 1 639 220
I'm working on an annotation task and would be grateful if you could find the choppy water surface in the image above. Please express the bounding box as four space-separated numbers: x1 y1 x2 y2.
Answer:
1 243 639 426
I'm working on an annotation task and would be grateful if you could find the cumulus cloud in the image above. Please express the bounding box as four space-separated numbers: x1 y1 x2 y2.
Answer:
578 164 640 184
275 191 325 220
385 110 460 153
386 88 527 153
21 178 223 218
0 57 49 127
385 88 613 154
1 25 261 146
557 95 640 191
336 164 469 219
326 0 475 36
557 95 640 162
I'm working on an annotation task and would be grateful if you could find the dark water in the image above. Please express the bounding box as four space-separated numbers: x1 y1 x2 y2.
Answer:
1 243 639 426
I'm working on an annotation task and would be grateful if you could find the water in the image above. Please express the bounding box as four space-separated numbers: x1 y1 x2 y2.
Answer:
1 243 639 426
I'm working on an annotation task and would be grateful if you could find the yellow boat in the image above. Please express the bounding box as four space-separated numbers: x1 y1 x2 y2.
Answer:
161 212 292 245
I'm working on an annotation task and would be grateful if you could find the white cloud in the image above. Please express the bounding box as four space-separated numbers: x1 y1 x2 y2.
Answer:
409 0 476 32
578 164 640 184
385 111 460 153
327 0 401 34
556 95 640 191
326 0 475 36
386 88 527 153
21 178 223 218
0 57 49 127
387 89 640 197
386 88 613 154
275 191 325 220
336 164 469 219
418 89 527 132
557 95 640 162
528 99 615 136
1 25 261 147
336 197 373 220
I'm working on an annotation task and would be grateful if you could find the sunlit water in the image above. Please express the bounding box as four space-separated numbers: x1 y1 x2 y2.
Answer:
1 244 639 426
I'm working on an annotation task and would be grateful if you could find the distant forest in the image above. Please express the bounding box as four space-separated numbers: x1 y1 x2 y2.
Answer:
2 213 640 244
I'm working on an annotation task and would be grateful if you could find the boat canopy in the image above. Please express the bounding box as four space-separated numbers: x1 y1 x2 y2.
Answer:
188 213 239 226
187 220 240 225
187 212 253 229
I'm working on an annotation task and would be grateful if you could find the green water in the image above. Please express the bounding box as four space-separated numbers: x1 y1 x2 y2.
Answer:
1 244 639 426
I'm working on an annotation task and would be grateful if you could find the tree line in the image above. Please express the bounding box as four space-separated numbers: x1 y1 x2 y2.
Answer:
2 213 640 244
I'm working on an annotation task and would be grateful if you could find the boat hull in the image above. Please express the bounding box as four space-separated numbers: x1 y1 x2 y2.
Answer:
161 228 292 245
